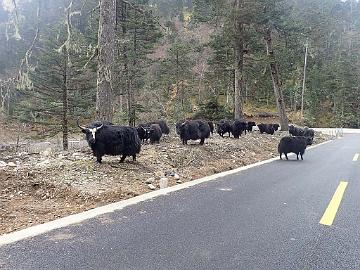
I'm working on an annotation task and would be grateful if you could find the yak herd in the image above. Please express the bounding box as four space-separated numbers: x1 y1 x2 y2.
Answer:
77 118 316 163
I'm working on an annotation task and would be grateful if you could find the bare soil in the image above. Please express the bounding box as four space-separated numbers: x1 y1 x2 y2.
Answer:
0 131 331 235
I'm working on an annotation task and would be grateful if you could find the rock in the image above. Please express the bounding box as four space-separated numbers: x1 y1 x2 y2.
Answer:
145 177 155 184
36 160 50 167
147 184 156 190
7 162 16 167
41 148 53 157
174 174 180 180
159 177 168 189
57 154 66 160
176 180 182 184
18 152 28 157
165 171 175 177
0 161 6 167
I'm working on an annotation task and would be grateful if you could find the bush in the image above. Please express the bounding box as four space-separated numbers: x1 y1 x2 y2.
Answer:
192 98 233 121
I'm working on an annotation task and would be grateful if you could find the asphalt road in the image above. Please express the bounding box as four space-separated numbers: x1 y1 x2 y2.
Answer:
1 134 360 270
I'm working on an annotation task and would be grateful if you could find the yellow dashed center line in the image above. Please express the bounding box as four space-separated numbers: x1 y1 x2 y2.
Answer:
319 181 348 226
353 153 359 161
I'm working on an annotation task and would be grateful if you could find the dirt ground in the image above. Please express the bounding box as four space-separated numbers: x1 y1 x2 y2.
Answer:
0 130 331 235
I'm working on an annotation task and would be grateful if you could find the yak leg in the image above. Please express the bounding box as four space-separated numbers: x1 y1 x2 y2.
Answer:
132 155 136 161
120 155 126 163
94 151 103 163
285 153 289 160
279 153 282 160
300 151 304 160
199 138 205 145
296 153 299 160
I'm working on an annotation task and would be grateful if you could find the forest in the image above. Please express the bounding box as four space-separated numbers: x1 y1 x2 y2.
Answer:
0 0 359 149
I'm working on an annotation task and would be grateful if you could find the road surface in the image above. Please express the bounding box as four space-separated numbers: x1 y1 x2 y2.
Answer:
1 134 360 269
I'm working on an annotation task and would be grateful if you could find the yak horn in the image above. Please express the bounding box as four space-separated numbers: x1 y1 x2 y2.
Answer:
96 124 103 130
77 118 86 130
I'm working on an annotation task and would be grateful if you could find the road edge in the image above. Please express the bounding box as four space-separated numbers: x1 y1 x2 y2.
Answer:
0 139 333 246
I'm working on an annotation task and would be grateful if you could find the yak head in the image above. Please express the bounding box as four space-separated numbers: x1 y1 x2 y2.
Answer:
305 136 313 146
77 119 103 144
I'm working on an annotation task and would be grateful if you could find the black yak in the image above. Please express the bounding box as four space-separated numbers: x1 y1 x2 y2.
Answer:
303 126 315 138
231 119 247 138
208 121 214 135
217 119 232 137
149 123 162 144
136 124 150 142
176 120 185 135
278 136 313 160
78 120 141 163
271 124 280 131
247 121 256 132
179 119 211 145
257 123 275 135
148 120 170 135
289 125 304 136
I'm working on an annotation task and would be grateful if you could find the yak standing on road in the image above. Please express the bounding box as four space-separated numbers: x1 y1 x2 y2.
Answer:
278 136 313 160
78 120 141 163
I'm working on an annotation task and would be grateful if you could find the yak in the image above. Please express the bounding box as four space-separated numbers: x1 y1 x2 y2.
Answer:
78 120 141 163
271 124 280 131
247 121 256 132
217 119 232 137
148 120 170 135
257 123 275 135
208 121 214 135
179 119 211 145
278 136 313 160
149 123 162 144
231 119 247 138
136 124 150 142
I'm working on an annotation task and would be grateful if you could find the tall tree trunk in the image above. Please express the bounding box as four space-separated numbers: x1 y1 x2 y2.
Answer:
129 13 138 127
62 47 69 151
301 41 308 117
264 27 289 131
96 0 116 122
233 0 244 120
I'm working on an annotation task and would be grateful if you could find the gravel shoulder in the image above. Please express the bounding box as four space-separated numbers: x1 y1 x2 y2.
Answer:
0 131 331 235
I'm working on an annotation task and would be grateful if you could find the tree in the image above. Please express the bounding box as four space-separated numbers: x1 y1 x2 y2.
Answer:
96 0 116 122
233 0 244 119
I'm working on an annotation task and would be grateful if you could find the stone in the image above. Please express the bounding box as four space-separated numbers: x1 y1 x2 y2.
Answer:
7 162 16 167
159 177 168 189
176 180 182 184
36 160 50 167
174 174 180 180
41 148 53 157
165 171 176 177
148 184 156 190
145 177 155 184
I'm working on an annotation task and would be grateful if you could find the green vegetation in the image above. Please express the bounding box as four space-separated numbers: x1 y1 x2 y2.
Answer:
0 0 359 139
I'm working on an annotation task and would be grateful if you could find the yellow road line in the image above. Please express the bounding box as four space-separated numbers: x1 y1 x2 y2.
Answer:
353 153 359 161
319 181 348 226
